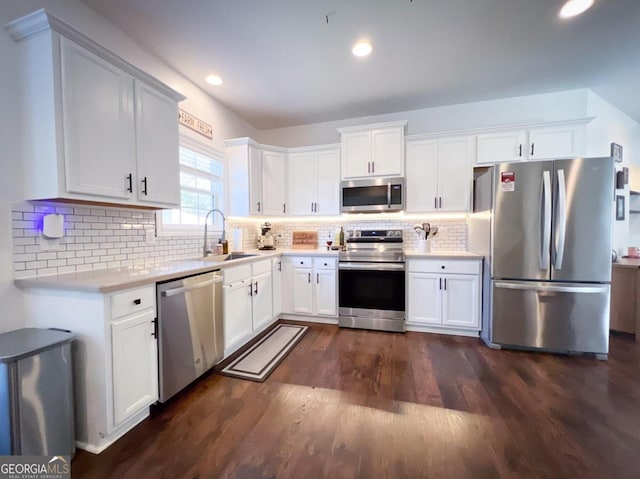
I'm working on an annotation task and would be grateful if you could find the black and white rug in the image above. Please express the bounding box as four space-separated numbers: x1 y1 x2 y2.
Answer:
219 324 308 382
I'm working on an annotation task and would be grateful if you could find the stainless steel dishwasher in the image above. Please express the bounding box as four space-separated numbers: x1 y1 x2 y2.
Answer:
156 270 223 402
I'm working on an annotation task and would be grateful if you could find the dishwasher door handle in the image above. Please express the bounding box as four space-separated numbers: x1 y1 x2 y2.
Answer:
161 276 223 297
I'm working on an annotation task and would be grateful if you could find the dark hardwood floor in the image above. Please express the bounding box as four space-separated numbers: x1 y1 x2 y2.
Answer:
72 323 640 479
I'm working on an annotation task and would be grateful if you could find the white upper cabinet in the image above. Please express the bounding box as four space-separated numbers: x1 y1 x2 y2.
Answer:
475 122 586 165
289 147 340 216
134 82 180 206
341 131 371 179
261 149 287 215
7 10 184 208
226 139 287 217
371 127 404 176
476 130 527 164
61 38 136 200
405 136 474 213
405 140 439 212
249 145 263 215
528 124 584 160
437 136 474 212
339 121 406 179
289 152 316 215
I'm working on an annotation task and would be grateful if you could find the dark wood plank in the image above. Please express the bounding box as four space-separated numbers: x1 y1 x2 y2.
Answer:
71 322 640 479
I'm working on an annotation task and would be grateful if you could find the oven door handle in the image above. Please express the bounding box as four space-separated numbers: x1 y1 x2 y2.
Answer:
339 262 405 271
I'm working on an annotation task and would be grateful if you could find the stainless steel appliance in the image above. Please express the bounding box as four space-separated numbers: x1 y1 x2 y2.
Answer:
341 177 404 213
0 328 75 456
157 271 224 402
469 157 615 356
338 229 406 332
257 221 275 250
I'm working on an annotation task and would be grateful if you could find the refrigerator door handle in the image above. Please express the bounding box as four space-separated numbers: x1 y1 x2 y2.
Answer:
554 169 567 270
494 282 608 294
540 170 552 270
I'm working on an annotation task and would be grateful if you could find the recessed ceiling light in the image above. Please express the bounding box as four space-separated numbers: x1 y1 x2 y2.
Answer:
352 42 372 57
559 0 594 18
205 74 223 86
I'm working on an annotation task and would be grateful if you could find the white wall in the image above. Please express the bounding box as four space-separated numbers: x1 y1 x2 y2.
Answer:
0 22 25 332
586 91 640 252
0 0 258 331
258 89 590 147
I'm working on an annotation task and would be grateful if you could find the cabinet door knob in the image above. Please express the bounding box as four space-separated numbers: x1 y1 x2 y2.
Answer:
371 162 375 174
441 265 445 269
444 278 447 290
434 197 438 209
308 273 311 283
141 177 148 195
439 278 442 290
530 143 535 156
133 298 142 305
518 144 523 157
126 173 133 193
257 201 261 212
439 197 442 208
283 203 286 213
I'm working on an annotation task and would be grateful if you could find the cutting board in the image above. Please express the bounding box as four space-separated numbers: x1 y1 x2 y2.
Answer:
292 231 318 249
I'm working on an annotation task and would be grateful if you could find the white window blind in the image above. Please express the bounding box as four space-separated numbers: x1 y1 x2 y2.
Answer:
158 138 225 234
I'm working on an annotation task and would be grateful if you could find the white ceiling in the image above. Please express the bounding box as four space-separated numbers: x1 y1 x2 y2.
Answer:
80 0 640 129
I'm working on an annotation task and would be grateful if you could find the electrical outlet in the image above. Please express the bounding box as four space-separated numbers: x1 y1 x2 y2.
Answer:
39 235 63 251
145 228 157 245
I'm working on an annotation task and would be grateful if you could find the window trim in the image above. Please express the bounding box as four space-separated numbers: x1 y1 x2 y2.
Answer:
156 135 226 237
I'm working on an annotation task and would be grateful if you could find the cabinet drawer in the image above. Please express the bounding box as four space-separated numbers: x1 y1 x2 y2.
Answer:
111 286 155 320
313 257 337 270
252 259 272 276
408 259 481 275
224 264 252 284
286 256 312 268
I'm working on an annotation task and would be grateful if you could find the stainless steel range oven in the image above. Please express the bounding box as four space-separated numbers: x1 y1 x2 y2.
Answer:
338 229 405 333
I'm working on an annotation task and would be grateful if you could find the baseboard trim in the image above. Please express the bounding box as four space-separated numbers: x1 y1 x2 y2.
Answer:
406 324 480 337
76 408 150 454
278 314 338 325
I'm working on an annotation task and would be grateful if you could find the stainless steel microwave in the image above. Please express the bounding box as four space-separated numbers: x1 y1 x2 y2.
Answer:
341 177 405 213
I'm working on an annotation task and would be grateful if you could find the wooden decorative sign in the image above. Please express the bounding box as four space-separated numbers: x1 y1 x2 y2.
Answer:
292 231 318 249
179 109 213 139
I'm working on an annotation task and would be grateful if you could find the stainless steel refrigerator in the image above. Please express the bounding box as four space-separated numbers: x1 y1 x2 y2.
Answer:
469 157 615 357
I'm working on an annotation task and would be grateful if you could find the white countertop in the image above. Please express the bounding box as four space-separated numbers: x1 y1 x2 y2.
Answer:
404 251 484 259
15 248 481 293
15 248 338 294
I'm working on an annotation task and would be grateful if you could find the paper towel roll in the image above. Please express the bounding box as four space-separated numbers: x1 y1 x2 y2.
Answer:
231 228 244 252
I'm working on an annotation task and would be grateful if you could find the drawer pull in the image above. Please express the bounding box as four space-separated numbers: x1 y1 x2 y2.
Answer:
133 298 142 305
441 265 445 269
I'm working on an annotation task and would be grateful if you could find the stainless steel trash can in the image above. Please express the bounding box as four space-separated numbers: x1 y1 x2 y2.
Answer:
0 328 75 456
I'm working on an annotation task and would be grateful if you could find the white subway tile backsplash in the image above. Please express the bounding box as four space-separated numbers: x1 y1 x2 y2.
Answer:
12 200 469 278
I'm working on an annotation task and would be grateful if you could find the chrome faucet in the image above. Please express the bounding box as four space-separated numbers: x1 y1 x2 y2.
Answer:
203 209 226 256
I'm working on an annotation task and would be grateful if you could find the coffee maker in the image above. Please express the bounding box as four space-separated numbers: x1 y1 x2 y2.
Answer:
257 222 275 250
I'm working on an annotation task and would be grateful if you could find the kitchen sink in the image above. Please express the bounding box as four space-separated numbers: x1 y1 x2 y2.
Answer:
199 252 258 262
222 253 258 261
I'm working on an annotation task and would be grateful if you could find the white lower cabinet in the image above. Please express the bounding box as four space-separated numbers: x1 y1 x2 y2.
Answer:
406 259 482 335
272 258 283 317
283 256 337 318
252 271 274 331
222 277 253 351
22 284 159 453
111 309 158 426
223 260 275 356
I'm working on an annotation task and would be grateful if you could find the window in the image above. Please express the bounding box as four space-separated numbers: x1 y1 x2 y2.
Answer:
158 136 225 235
